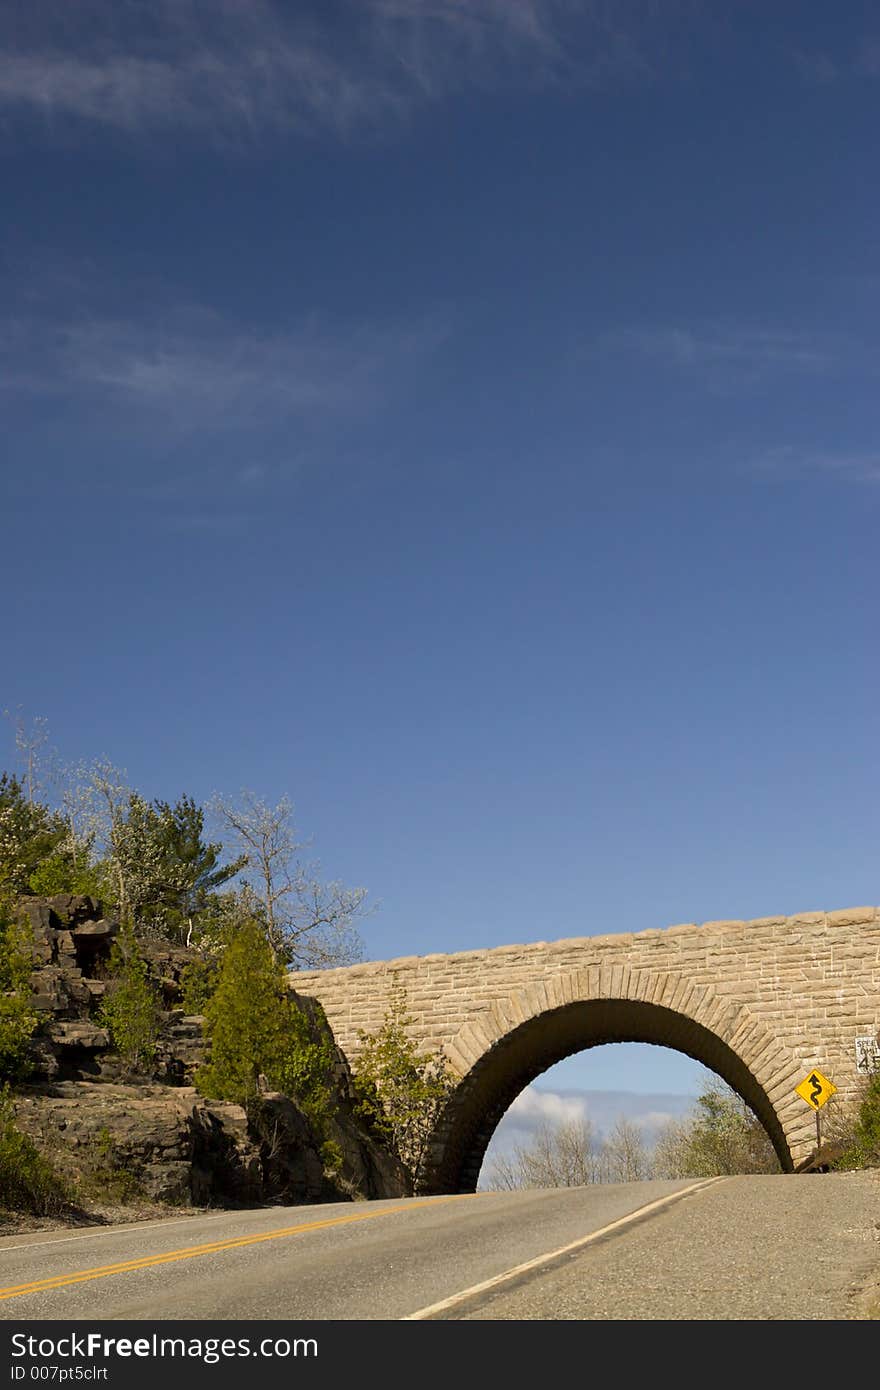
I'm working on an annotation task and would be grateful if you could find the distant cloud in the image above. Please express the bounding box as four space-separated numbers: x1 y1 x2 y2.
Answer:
753 445 880 486
162 512 257 535
0 0 668 145
238 463 268 487
789 48 840 85
505 1086 589 1127
858 39 880 76
789 34 880 84
1 303 448 428
0 23 401 143
486 1084 697 1153
607 323 834 377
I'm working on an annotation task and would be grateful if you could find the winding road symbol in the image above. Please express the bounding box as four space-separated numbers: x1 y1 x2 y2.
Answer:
795 1068 837 1110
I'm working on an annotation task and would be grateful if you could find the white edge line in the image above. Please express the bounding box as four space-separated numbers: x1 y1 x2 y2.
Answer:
402 1178 725 1320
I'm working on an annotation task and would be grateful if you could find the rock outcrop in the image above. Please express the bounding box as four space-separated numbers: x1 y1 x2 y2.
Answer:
12 896 412 1211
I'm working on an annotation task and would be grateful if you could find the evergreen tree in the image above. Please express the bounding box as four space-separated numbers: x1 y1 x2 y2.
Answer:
98 925 163 1076
195 918 334 1129
108 793 244 941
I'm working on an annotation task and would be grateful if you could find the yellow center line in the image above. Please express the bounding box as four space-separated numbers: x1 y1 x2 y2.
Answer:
0 1194 480 1301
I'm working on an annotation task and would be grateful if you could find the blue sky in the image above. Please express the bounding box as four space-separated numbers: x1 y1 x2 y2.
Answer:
2 2 878 1124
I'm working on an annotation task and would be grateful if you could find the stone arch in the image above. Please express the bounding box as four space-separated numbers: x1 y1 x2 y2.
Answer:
420 967 814 1193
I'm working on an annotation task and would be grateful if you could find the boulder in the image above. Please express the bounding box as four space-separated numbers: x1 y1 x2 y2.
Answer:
11 1083 265 1208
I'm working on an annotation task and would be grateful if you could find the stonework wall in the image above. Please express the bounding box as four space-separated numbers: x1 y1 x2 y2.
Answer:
291 906 880 1174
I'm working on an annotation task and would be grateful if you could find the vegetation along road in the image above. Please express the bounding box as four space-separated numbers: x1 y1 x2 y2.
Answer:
1 1172 878 1321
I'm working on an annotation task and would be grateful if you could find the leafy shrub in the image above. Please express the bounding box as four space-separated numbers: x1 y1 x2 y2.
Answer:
98 925 163 1075
651 1080 780 1177
0 900 38 1081
179 956 221 1015
75 1127 146 1204
834 1071 880 1170
351 980 455 1190
27 855 105 899
0 1086 73 1216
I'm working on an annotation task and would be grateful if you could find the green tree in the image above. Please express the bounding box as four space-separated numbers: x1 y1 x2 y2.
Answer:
139 794 245 941
834 1070 880 1170
100 792 244 941
194 919 335 1134
98 925 163 1076
351 982 455 1190
0 896 38 1081
0 773 70 897
651 1080 779 1177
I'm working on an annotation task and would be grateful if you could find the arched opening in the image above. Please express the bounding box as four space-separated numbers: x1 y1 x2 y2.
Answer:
423 998 792 1193
477 1041 716 1187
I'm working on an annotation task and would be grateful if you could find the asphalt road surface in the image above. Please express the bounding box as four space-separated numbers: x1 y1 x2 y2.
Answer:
1 1172 878 1322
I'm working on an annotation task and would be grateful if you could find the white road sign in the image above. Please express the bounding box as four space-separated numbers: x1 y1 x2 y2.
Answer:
855 1035 880 1074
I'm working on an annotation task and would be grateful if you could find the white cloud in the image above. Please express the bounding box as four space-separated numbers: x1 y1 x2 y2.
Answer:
0 37 403 143
480 1083 699 1178
0 0 665 144
607 324 834 376
1 304 449 428
629 1108 684 1133
753 445 880 486
505 1086 589 1127
790 49 840 85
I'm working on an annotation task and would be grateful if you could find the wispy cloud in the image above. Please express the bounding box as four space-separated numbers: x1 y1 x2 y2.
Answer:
0 24 402 142
858 38 880 76
162 511 259 535
1 291 448 536
606 323 835 377
790 35 880 84
752 445 880 486
0 0 667 145
1 303 449 428
790 48 841 85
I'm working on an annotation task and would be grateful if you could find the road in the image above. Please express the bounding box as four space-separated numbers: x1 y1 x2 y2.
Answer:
1 1172 878 1322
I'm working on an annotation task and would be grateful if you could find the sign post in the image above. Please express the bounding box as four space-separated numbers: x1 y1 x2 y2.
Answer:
795 1068 837 1155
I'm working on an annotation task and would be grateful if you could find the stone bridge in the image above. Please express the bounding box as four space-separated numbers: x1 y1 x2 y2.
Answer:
290 906 880 1192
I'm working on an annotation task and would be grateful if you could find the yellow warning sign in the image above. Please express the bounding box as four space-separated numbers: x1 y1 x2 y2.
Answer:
795 1069 837 1110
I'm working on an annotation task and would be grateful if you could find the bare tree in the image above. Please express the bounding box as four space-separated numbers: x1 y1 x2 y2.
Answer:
209 789 370 969
51 756 141 917
483 1117 602 1190
484 1112 652 1190
3 709 51 804
596 1116 651 1183
48 756 120 883
71 757 134 915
